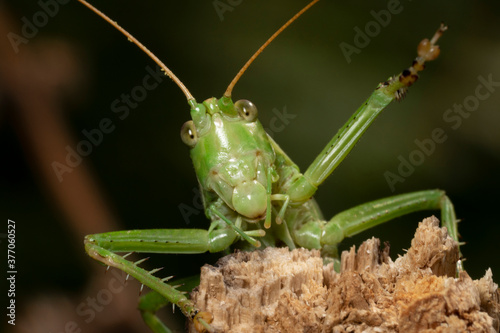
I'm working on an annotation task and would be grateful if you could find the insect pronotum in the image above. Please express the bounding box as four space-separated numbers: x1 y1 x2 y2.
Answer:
76 0 457 332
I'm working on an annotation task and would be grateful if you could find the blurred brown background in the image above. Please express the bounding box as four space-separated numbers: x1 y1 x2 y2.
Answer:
1 0 499 332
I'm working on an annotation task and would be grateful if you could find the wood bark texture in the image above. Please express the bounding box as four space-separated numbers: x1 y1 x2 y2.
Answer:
189 217 500 332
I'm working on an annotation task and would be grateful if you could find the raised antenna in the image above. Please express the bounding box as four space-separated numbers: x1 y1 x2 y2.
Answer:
77 0 195 102
224 0 320 98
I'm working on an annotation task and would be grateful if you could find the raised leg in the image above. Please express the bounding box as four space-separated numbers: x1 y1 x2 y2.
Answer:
286 25 447 203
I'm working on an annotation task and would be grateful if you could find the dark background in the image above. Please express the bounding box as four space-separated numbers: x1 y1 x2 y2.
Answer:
2 0 499 332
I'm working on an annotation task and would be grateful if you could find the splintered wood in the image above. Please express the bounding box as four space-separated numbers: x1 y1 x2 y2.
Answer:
189 217 499 332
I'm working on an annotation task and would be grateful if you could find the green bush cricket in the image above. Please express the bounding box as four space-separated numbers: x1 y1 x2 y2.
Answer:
77 0 459 331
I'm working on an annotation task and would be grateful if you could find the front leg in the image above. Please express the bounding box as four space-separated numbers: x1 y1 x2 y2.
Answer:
84 227 238 332
286 25 447 202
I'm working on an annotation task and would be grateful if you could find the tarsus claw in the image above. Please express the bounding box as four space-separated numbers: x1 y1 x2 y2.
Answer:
194 311 214 333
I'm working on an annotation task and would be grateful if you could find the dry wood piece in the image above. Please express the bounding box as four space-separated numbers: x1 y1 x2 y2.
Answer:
189 217 499 332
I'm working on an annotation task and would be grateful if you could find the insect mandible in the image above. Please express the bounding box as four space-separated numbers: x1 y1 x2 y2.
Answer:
77 0 459 332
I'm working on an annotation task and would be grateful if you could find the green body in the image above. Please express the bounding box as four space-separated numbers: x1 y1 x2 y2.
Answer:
85 85 459 332
79 3 457 332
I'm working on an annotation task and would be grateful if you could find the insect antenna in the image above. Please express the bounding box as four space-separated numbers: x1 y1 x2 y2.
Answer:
76 0 195 103
224 0 320 98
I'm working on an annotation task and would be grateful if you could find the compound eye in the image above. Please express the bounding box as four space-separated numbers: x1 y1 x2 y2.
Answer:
235 99 258 122
180 120 198 147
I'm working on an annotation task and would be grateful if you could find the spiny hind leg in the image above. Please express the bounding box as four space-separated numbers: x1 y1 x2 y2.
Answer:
84 228 239 332
139 284 213 333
